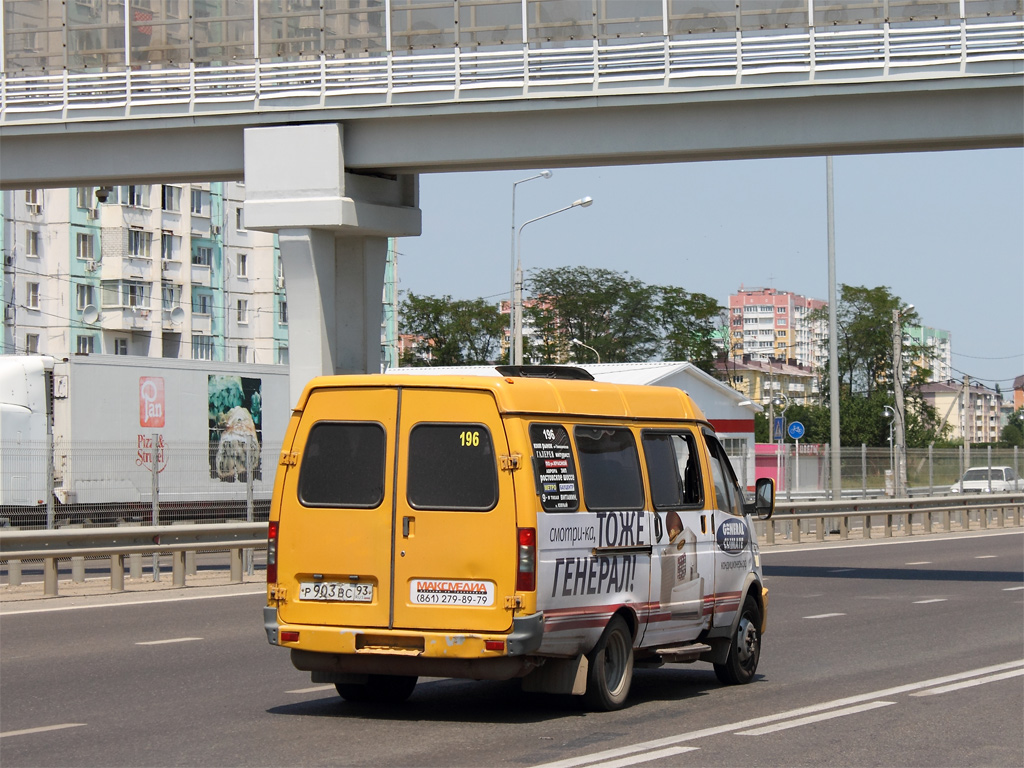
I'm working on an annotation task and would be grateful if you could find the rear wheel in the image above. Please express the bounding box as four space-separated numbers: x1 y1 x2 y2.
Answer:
583 616 634 711
335 675 418 704
714 595 761 685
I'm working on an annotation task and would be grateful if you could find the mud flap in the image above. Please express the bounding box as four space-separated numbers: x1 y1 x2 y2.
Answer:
521 654 589 695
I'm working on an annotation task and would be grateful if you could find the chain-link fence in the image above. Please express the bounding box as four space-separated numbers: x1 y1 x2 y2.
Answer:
1 438 271 529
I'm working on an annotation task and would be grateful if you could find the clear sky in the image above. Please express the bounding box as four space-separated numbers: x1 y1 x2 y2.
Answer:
395 148 1024 391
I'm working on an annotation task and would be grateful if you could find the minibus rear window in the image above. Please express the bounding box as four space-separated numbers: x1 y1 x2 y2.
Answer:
407 424 498 511
298 422 386 508
574 426 644 511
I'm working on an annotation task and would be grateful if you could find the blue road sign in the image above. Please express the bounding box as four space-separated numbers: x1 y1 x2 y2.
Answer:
788 420 805 440
772 417 785 441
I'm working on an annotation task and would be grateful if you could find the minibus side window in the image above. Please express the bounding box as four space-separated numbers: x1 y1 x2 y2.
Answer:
298 422 386 508
703 431 744 517
407 423 498 511
642 432 703 509
529 423 580 512
574 426 644 511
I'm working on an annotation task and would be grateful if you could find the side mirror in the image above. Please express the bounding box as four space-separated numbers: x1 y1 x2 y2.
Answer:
749 477 775 520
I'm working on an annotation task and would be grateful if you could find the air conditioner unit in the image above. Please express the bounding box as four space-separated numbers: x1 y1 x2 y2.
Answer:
3 306 13 325
211 225 222 236
3 255 12 267
276 276 285 289
87 208 99 220
85 259 98 272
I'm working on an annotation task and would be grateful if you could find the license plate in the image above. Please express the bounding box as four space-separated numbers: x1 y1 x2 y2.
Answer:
299 581 373 602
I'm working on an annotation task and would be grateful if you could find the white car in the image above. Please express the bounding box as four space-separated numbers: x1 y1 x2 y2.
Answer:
950 466 1020 493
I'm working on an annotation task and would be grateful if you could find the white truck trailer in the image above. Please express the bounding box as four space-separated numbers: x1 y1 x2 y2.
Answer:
0 355 289 527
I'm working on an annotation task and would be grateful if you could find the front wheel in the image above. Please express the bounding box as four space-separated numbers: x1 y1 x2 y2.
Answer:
335 674 418 704
583 615 634 711
714 595 761 685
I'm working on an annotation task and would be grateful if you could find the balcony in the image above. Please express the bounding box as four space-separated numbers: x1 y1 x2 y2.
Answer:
99 306 153 331
192 313 212 334
191 263 211 287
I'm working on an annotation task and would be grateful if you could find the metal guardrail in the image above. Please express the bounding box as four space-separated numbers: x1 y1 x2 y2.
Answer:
760 493 1024 544
2 20 1022 123
2 495 1021 599
0 522 265 597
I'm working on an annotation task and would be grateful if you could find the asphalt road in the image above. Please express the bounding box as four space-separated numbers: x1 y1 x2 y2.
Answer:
1 529 1021 768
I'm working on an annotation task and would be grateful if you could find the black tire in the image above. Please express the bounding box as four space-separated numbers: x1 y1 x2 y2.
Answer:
583 616 634 711
714 595 761 685
335 675 418 704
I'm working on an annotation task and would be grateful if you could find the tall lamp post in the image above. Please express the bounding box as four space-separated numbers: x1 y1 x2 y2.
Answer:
514 196 594 365
771 394 789 493
892 304 913 497
509 170 552 361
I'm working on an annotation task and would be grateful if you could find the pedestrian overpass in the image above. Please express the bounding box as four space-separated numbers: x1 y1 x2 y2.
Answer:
1 1 1021 399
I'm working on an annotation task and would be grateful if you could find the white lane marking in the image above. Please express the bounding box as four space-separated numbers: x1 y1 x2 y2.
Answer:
287 684 336 694
905 561 932 565
804 613 846 619
1003 586 1024 591
736 701 896 736
135 637 203 646
913 599 948 604
976 555 998 559
583 747 699 768
828 568 856 573
910 669 1024 697
528 660 1024 768
0 723 86 739
0 589 266 615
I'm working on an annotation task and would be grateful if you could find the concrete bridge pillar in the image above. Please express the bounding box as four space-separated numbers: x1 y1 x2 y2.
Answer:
243 124 421 405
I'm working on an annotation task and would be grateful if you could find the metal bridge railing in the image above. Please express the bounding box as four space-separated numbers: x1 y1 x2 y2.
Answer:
1 19 1021 123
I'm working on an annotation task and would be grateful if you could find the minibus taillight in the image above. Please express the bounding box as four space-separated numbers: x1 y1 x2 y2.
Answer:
267 521 279 583
516 527 536 592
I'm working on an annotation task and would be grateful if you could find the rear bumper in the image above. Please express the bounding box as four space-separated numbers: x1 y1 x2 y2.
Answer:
265 607 545 679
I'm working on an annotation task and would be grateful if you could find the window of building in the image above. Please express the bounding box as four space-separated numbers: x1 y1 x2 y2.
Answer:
24 281 40 309
76 187 93 209
25 334 39 354
280 300 288 324
193 246 212 267
161 185 181 212
125 282 146 307
124 185 150 208
407 424 498 511
190 188 205 215
26 230 40 257
161 232 179 261
25 189 41 215
237 345 248 363
237 299 248 324
777 306 787 313
194 292 212 315
76 335 95 354
237 252 248 278
161 282 180 311
76 284 96 311
114 338 128 355
192 335 214 360
127 229 152 259
298 422 387 508
76 232 94 261
236 207 245 231
575 426 644 511
277 346 289 365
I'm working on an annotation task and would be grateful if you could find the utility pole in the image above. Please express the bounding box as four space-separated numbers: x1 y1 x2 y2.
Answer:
892 307 910 497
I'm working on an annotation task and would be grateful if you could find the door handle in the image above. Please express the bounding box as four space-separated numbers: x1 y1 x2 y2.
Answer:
403 516 414 538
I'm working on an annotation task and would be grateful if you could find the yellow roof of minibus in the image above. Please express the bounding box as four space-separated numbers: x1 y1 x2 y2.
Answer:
296 373 707 423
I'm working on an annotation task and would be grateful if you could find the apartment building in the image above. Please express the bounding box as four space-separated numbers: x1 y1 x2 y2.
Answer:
920 379 1005 444
905 324 952 382
1 183 288 364
715 354 820 408
727 286 826 369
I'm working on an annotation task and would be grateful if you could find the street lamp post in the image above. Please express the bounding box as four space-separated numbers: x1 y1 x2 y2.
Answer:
771 394 789 495
513 196 593 365
570 337 600 364
509 171 552 362
883 404 896 487
892 304 913 497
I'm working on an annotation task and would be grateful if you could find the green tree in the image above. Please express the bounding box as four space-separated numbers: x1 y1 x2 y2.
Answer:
657 287 725 374
526 267 661 363
1002 408 1024 447
399 293 506 366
